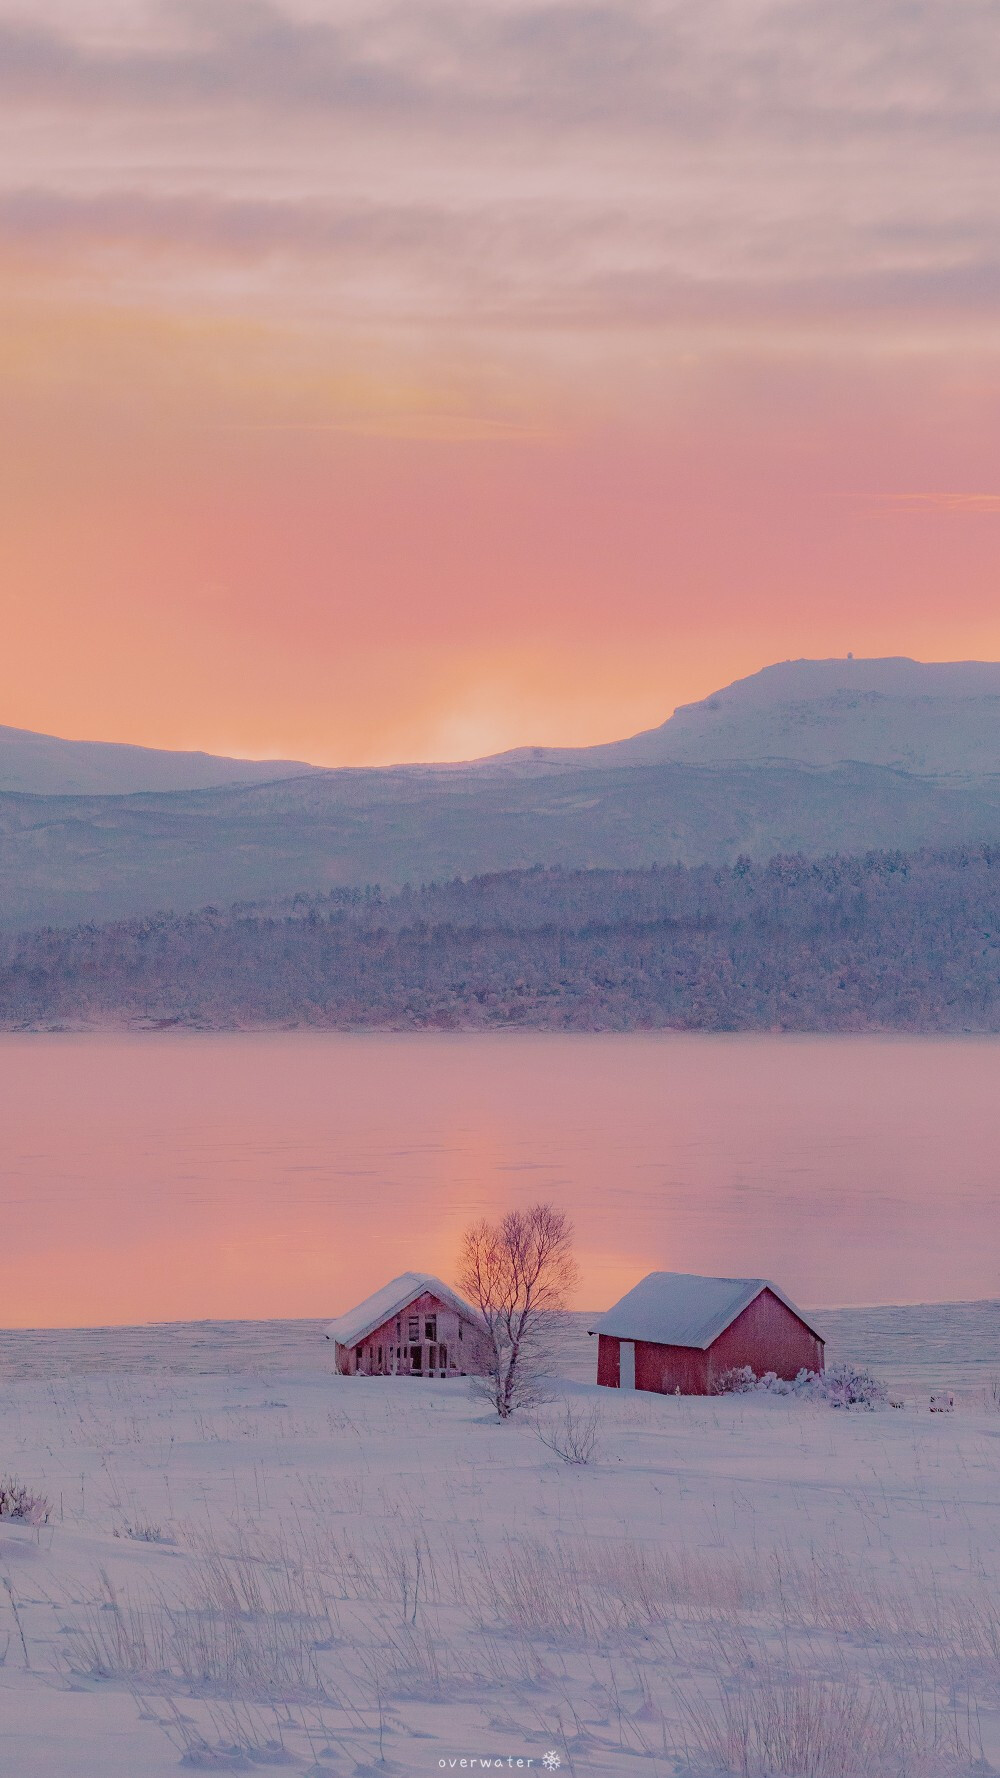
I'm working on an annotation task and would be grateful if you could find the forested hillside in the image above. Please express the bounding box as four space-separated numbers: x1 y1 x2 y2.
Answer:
4 849 1000 1032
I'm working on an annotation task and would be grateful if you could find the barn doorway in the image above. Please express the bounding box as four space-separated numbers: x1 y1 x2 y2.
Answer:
410 1345 423 1373
620 1342 636 1390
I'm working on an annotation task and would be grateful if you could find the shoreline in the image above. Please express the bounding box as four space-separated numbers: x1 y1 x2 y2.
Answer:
8 1019 1000 1036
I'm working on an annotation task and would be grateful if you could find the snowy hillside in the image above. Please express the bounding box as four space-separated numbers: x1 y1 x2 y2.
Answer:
6 659 1000 925
0 723 319 795
497 658 1000 775
8 658 1000 795
649 656 1000 773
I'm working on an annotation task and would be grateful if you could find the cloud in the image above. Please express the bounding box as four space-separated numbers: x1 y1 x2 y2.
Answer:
0 187 470 258
1 0 999 136
3 183 999 351
0 5 412 114
879 493 1000 514
1 0 1000 377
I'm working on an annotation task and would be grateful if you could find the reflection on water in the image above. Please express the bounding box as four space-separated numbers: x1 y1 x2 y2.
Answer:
1 1032 998 1327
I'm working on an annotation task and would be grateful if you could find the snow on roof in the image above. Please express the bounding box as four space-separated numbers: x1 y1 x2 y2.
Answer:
324 1273 481 1349
588 1272 824 1350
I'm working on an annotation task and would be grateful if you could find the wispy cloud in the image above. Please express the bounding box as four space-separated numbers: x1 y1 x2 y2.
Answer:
1 0 999 360
879 493 1000 514
2 1 998 139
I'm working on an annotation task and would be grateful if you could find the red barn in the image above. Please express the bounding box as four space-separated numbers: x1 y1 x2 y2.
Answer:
325 1272 491 1378
590 1272 824 1396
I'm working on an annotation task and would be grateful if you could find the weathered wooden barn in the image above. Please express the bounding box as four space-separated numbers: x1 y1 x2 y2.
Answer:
590 1272 824 1395
325 1272 491 1378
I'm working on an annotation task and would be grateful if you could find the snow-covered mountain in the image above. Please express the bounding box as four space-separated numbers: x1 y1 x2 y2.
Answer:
5 658 1000 927
5 658 1000 795
0 723 319 795
488 658 1000 776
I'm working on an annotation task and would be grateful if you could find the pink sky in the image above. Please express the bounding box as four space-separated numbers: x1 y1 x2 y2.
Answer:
3 0 1000 764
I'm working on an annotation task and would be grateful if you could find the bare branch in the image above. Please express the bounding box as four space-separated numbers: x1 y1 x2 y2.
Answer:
458 1203 578 1419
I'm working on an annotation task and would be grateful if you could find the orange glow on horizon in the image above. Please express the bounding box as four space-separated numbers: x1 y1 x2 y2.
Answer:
4 307 1000 765
4 4 1000 764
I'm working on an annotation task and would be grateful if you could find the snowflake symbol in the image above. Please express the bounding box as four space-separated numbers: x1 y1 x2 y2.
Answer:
542 1755 561 1772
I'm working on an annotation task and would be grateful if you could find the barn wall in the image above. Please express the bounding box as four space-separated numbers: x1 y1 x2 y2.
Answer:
635 1342 709 1394
706 1289 824 1386
596 1335 619 1387
596 1334 708 1394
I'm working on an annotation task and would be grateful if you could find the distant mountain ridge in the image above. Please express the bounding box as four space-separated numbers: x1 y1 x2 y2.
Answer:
6 657 1000 795
5 657 1000 928
485 658 1000 775
0 723 320 796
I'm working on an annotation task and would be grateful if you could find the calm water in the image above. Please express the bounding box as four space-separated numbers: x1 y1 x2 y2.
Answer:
1 1033 998 1328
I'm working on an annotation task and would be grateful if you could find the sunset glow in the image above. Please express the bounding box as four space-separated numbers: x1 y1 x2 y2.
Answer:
3 1 1000 763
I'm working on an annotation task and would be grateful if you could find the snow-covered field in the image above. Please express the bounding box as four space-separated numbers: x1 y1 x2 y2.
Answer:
2 1305 1000 1777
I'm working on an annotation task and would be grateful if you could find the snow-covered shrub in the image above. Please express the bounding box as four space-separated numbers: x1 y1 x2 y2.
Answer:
0 1474 50 1524
813 1362 888 1411
712 1363 887 1409
713 1365 758 1395
756 1370 796 1396
714 1367 811 1397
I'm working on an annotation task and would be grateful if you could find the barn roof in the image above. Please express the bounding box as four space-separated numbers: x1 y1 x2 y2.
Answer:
588 1272 823 1350
325 1273 481 1348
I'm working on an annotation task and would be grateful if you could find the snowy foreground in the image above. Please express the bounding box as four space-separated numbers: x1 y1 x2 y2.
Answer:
2 1310 1000 1777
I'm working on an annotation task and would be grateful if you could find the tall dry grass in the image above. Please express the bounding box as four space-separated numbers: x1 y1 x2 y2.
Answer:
62 1506 996 1774
676 1667 979 1777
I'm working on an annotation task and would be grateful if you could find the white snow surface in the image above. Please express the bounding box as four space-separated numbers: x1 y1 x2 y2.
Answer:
324 1271 481 1348
588 1271 822 1349
1 1302 999 1776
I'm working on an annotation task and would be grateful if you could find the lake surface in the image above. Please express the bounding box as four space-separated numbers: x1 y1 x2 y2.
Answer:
1 1032 998 1328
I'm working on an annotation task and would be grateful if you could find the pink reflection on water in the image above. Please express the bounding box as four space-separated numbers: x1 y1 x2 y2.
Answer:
1 1032 998 1327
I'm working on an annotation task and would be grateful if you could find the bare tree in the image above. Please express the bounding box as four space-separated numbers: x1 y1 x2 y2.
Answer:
459 1203 578 1419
